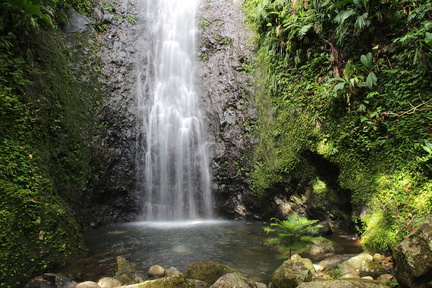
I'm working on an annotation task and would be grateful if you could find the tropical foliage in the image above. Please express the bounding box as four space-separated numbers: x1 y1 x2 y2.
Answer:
0 0 102 286
264 212 322 259
245 0 432 249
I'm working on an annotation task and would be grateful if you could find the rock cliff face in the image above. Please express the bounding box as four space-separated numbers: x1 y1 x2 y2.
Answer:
61 0 143 228
67 0 287 226
196 0 283 219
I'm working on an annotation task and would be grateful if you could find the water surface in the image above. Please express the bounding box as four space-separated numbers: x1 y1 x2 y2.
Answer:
59 220 363 283
61 220 282 283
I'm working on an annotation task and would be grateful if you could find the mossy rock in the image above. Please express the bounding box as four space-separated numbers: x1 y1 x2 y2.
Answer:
297 279 389 287
210 273 255 288
184 262 235 286
120 275 195 288
270 255 315 288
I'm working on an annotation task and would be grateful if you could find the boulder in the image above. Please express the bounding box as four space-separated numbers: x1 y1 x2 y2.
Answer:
61 8 90 33
184 262 235 286
114 256 145 285
97 277 122 288
210 273 255 288
56 274 78 288
269 254 315 288
391 218 432 288
359 261 386 279
377 274 396 286
114 276 194 288
74 281 101 288
306 238 345 261
296 279 389 287
147 265 165 279
336 252 374 279
164 267 181 278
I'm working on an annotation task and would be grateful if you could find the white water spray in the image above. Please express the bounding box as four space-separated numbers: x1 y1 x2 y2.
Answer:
136 0 213 221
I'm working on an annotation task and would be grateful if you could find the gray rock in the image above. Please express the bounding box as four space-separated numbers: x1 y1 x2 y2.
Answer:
164 267 181 278
297 279 389 287
147 265 165 279
56 274 77 288
74 281 101 288
210 273 255 288
97 277 122 288
307 238 345 261
360 261 386 279
391 218 432 287
62 8 90 33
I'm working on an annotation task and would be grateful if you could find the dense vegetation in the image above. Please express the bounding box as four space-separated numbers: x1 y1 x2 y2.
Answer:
244 0 432 250
0 0 101 286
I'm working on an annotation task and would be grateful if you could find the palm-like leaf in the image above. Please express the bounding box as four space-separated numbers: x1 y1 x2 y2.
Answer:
264 213 322 259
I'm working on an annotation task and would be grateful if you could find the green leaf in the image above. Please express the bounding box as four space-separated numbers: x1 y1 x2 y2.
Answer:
328 77 346 83
334 82 346 91
423 140 432 154
298 24 313 39
366 71 377 89
423 32 432 49
360 52 372 69
334 9 356 25
355 13 370 30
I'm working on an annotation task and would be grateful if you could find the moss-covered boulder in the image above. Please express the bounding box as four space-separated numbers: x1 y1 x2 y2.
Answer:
210 273 256 288
269 255 315 288
184 262 235 286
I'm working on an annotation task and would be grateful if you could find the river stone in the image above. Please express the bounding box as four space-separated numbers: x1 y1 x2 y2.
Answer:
360 261 386 279
116 276 194 288
318 254 357 269
255 282 268 288
376 274 395 285
97 277 122 288
269 254 315 288
391 218 432 287
74 281 101 288
296 279 389 287
307 238 345 261
56 274 77 288
164 267 181 277
147 265 165 278
114 256 145 285
343 253 374 270
184 262 235 286
210 273 255 288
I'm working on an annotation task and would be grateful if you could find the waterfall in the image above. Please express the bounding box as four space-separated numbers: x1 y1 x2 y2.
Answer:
136 0 213 221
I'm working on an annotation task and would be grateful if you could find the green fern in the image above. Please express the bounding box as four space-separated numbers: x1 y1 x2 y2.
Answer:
264 213 322 259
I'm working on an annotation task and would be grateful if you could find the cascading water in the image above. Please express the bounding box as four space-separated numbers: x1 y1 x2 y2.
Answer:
136 0 213 221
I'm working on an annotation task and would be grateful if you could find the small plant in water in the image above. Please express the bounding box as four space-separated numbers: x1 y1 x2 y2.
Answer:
264 212 322 259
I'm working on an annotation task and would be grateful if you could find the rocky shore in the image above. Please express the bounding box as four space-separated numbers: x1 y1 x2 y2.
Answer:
26 251 396 288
